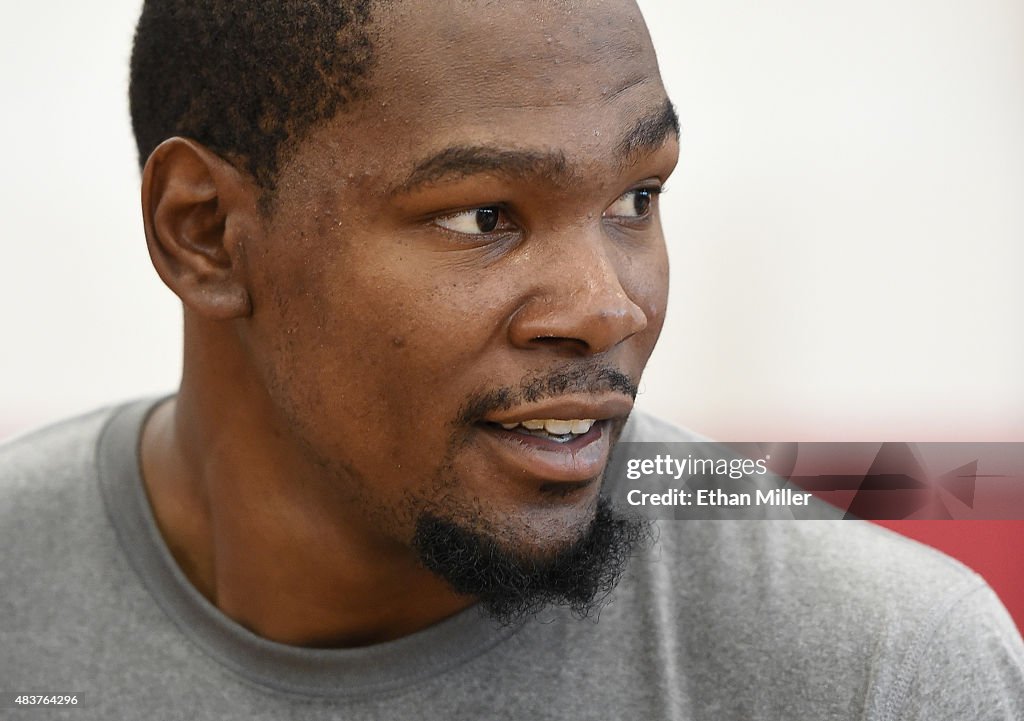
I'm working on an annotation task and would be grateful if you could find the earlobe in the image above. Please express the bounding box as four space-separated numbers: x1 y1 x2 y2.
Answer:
141 138 255 319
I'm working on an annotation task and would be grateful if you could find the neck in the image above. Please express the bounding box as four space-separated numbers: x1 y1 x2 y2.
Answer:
140 316 472 647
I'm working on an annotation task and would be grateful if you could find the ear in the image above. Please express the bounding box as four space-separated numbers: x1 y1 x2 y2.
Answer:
141 138 258 319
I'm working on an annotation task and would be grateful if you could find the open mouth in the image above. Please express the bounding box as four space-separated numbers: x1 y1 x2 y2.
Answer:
490 418 599 445
474 396 629 484
477 418 609 486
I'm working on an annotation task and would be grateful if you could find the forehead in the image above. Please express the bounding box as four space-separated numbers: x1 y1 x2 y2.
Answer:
376 0 656 104
275 0 669 200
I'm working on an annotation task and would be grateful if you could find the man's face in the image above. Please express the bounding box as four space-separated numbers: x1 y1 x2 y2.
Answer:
239 0 678 563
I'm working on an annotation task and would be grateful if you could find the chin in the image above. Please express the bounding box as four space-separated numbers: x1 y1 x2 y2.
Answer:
502 497 602 554
411 495 653 625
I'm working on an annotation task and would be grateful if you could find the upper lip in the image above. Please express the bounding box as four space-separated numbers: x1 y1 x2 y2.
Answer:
482 394 634 425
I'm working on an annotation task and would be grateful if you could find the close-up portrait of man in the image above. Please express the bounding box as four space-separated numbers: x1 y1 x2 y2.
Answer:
1 0 1022 719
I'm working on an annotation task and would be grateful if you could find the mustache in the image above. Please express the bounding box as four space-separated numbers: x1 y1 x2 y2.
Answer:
457 363 638 425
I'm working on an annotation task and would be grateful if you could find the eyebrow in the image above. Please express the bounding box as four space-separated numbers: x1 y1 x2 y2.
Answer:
615 98 680 164
393 147 576 196
391 98 680 196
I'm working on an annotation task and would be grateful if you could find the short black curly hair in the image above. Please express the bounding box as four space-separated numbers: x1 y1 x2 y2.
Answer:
129 1 376 191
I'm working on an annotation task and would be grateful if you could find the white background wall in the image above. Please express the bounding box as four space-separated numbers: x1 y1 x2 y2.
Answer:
2 0 1022 441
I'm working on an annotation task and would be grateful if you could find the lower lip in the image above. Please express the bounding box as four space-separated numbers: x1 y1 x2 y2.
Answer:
475 421 612 486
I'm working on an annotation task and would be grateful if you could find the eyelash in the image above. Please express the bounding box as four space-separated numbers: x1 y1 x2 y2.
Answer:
432 186 665 238
614 186 664 220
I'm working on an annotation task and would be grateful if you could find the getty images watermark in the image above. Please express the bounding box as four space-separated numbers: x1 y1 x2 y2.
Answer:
622 452 811 510
605 442 1024 521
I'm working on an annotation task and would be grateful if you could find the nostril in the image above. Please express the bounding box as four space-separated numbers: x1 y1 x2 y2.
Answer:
508 284 649 355
530 336 590 354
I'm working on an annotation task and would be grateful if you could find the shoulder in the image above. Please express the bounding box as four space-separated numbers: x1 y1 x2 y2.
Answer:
896 579 1024 720
0 402 167 694
656 517 991 623
658 517 1009 635
651 519 1024 717
0 403 131 550
0 405 118 499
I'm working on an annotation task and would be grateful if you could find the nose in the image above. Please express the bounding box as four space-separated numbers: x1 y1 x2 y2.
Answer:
507 229 650 356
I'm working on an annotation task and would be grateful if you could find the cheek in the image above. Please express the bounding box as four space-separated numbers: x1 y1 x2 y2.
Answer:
622 240 670 342
246 235 504 466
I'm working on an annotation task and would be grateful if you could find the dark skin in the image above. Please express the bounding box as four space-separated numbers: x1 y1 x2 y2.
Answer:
140 0 679 647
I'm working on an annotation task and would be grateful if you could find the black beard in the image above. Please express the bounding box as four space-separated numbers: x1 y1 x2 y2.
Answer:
411 496 652 626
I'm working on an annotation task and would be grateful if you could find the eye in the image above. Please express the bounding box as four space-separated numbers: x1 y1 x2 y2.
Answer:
605 188 661 219
434 206 513 235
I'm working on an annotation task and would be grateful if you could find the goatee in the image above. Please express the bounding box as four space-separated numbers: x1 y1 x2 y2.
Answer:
412 496 652 626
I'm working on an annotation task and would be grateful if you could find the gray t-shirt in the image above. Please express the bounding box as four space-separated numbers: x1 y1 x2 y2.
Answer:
2 399 1022 719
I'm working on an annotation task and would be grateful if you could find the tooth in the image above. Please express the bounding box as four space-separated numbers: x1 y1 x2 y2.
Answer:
570 419 595 434
510 418 599 435
544 420 573 435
